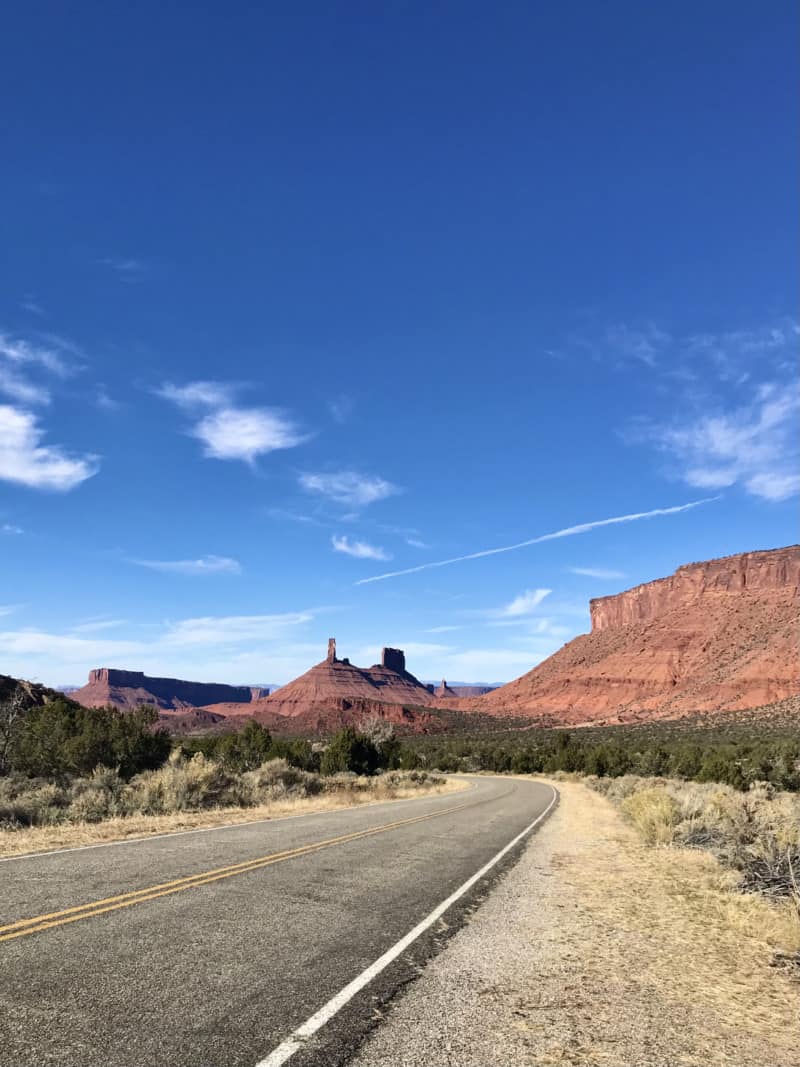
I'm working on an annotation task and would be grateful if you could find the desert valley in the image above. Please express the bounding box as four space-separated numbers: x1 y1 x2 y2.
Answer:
26 544 796 738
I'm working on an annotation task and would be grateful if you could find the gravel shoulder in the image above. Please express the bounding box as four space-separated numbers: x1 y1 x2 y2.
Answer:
352 777 800 1067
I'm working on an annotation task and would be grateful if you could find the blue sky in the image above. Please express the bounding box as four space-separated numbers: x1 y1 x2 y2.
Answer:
1 2 797 687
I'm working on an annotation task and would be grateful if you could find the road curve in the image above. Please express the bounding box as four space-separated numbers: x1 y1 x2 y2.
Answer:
0 776 556 1067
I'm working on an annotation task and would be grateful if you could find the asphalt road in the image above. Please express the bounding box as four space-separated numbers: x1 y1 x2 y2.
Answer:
0 776 556 1067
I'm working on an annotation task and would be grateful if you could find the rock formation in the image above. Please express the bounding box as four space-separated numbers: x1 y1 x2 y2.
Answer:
200 641 447 735
464 546 800 724
70 669 263 711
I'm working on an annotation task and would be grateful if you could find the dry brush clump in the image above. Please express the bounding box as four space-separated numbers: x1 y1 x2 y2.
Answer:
591 774 800 908
0 753 446 831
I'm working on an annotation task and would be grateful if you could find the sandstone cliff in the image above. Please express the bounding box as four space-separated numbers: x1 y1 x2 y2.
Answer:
70 669 262 711
468 546 800 724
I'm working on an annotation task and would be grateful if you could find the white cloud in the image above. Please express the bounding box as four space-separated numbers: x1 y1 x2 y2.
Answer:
0 405 99 491
569 566 626 580
192 407 306 462
0 330 81 406
499 588 552 617
130 555 242 576
356 498 717 584
1 523 24 534
332 535 390 561
0 366 51 405
163 612 313 647
406 538 428 549
649 381 800 501
157 380 237 409
0 611 318 685
158 381 307 464
426 625 461 634
300 470 400 508
0 332 70 375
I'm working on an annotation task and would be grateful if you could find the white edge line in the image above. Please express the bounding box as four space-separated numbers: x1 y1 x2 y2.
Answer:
0 780 476 864
255 783 558 1067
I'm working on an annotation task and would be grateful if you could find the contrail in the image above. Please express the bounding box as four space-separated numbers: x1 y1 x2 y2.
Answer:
354 497 720 585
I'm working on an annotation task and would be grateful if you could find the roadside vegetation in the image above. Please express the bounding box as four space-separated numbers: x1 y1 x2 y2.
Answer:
405 708 800 792
0 696 449 852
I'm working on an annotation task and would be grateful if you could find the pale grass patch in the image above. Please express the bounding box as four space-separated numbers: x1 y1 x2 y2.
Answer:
537 779 799 1064
0 775 465 857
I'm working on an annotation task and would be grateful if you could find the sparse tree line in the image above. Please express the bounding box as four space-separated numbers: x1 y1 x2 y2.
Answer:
405 728 800 792
1 693 797 793
0 696 409 781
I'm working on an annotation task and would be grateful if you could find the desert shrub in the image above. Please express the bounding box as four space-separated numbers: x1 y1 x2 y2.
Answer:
240 758 323 801
121 752 240 814
0 777 69 826
621 787 682 845
593 774 800 900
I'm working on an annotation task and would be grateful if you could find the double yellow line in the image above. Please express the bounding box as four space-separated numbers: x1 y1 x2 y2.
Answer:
0 796 478 945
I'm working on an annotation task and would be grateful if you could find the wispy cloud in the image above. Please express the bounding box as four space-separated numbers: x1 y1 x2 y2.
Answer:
0 405 99 491
163 612 312 646
158 380 308 464
99 257 148 279
0 611 319 684
425 625 461 634
1 523 24 534
130 555 242 576
606 322 671 367
0 330 79 406
638 381 800 501
332 535 390 561
328 394 354 424
355 498 718 584
406 537 429 549
0 332 71 375
157 380 237 409
0 367 50 405
569 316 798 381
70 618 128 634
300 471 400 508
22 297 45 316
569 566 626 580
94 384 119 411
498 589 552 617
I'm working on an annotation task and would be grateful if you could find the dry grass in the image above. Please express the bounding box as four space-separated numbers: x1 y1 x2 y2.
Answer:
535 779 799 1064
0 762 464 857
590 774 800 905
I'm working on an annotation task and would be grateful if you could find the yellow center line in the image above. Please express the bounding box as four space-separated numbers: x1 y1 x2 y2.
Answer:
0 795 483 945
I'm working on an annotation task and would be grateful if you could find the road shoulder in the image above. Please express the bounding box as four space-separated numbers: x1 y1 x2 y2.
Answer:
351 777 800 1067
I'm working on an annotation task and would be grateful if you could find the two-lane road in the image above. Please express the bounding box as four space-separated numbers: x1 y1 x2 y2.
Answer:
0 776 556 1067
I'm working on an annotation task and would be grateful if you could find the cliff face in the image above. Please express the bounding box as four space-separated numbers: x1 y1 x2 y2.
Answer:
72 669 260 711
590 548 800 632
469 546 800 724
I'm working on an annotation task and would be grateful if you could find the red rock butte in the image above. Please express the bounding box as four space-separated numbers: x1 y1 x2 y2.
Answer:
70 669 266 711
462 545 800 725
204 641 444 735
